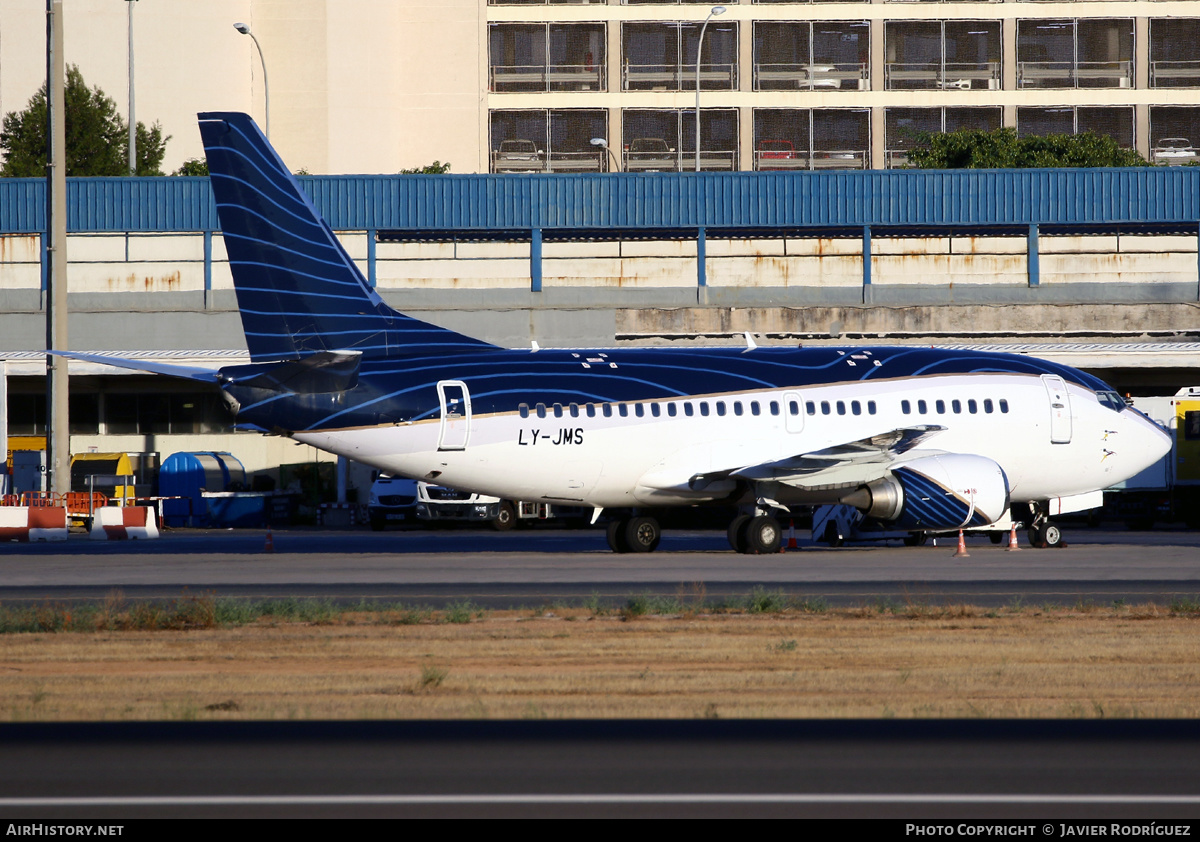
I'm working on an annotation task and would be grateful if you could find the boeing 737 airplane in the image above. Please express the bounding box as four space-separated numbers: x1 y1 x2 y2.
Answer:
57 113 1172 554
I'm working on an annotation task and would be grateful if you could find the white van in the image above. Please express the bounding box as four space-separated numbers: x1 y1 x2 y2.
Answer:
367 475 500 530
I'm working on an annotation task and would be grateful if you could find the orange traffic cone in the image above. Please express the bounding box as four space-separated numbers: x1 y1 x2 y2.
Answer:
263 526 274 553
1005 523 1021 552
786 519 798 551
952 529 969 558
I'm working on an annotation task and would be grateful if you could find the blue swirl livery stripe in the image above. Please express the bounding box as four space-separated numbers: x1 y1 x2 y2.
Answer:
198 112 493 362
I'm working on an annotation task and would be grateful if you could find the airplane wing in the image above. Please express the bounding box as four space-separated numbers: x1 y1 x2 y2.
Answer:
669 425 947 493
44 351 221 382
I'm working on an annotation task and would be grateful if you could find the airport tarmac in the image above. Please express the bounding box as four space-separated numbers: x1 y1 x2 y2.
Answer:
1 525 1198 607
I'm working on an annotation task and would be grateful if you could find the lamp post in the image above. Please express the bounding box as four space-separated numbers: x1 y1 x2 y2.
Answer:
694 5 726 172
233 22 269 139
590 137 620 173
127 0 137 175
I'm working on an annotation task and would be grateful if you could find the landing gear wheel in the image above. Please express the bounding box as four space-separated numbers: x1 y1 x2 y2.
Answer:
727 515 751 553
606 518 630 553
1029 522 1064 549
823 521 844 548
903 532 927 547
491 501 515 532
745 516 782 555
624 516 661 553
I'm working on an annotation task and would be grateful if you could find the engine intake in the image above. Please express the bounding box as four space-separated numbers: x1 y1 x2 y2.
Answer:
839 454 1010 531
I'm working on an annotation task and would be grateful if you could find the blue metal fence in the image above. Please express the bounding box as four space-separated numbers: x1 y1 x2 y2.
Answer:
2 168 1199 235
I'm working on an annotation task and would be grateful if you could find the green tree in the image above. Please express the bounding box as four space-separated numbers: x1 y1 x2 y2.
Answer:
0 65 168 177
905 127 1147 169
399 161 451 174
173 158 209 176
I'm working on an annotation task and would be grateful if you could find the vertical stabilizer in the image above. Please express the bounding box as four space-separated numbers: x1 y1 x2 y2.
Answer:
198 112 493 362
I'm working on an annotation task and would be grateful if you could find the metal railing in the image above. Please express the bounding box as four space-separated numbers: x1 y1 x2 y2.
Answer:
491 151 609 174
1018 60 1132 89
754 62 869 91
1150 60 1200 88
622 61 737 91
885 61 1000 91
754 149 868 171
489 63 605 92
624 149 737 172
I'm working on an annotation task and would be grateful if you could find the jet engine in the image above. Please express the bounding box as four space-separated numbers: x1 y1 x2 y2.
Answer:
839 453 1010 531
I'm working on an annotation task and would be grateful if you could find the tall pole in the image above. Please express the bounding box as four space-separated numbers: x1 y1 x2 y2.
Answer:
45 0 69 498
694 6 726 173
127 0 136 175
234 23 270 139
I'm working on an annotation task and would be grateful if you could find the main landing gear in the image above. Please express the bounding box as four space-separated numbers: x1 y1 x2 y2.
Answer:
727 513 783 555
605 515 662 553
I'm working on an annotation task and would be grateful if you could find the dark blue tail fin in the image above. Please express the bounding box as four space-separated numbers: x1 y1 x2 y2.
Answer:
198 112 493 362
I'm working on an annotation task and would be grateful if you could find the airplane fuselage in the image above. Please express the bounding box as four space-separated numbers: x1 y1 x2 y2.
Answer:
225 345 1169 512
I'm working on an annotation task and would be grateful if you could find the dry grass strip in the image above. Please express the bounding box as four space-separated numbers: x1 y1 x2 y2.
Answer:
1 605 1198 721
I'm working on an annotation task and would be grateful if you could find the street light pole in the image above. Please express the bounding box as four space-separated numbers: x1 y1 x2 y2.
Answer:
127 0 137 175
234 22 269 139
694 6 726 172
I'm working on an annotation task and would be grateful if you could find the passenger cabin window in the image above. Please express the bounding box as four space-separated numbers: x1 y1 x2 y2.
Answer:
602 404 613 418
918 400 928 413
836 401 846 416
751 401 761 416
733 402 743 417
716 401 726 417
901 400 911 415
951 400 961 414
821 401 831 415
999 399 1010 414
684 403 694 417
789 400 800 416
868 401 877 415
805 401 815 415
618 404 629 417
519 403 530 419
968 399 977 414
634 404 644 418
936 400 946 414
983 399 993 414
770 401 780 416
536 403 547 419
700 402 710 417
553 404 564 418
651 403 661 417
851 400 861 416
667 403 677 417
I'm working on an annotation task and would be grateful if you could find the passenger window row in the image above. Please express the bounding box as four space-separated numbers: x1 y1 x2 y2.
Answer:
900 398 1010 416
517 397 802 419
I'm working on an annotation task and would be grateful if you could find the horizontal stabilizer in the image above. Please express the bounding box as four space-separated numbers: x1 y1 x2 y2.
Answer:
218 351 362 394
44 351 220 382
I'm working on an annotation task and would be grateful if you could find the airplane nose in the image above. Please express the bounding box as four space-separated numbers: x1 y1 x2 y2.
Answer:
1128 409 1172 472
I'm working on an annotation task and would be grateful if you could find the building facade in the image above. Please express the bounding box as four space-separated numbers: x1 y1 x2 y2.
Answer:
3 1 1199 175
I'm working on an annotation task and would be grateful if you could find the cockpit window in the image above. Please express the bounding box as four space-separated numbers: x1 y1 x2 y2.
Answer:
1096 390 1126 413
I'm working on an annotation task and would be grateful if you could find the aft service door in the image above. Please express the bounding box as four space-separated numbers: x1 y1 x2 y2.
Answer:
437 380 471 451
1041 374 1072 444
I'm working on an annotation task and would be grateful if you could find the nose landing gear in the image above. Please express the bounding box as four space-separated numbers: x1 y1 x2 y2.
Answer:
1026 503 1065 549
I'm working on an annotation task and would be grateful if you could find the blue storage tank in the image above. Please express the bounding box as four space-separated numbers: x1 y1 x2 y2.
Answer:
159 452 246 527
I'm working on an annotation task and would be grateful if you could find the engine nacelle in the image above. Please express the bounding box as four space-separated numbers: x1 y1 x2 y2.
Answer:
840 454 1010 531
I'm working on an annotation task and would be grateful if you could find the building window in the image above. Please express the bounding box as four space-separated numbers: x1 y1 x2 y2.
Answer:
489 23 606 93
623 108 739 172
622 22 737 92
1151 20 1200 89
1150 107 1200 166
1017 19 1133 90
1017 106 1134 150
885 107 1001 168
753 108 870 171
753 21 869 93
884 21 1000 92
490 109 610 173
